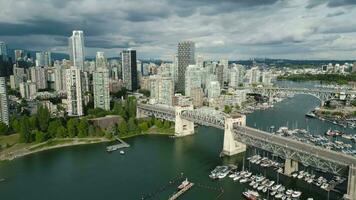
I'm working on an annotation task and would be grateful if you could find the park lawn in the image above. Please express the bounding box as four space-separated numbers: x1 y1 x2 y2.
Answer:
0 134 20 147
28 138 108 151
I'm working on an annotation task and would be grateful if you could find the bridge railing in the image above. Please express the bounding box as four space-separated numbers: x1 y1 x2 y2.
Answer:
234 125 356 166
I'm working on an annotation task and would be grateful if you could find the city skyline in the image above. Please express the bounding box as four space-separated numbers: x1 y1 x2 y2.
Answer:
1 0 356 60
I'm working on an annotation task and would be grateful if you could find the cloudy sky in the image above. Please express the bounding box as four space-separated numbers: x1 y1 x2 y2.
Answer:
1 0 356 60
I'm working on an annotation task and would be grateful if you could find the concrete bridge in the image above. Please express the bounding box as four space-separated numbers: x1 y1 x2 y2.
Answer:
243 86 356 105
137 103 356 200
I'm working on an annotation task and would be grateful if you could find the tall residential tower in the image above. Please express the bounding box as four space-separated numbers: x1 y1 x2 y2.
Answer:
177 41 195 93
121 50 138 91
68 30 85 71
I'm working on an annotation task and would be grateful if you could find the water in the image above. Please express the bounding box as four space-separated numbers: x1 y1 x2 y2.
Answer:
0 81 354 200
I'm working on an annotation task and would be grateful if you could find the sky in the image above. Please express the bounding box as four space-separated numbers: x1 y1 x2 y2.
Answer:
1 0 356 60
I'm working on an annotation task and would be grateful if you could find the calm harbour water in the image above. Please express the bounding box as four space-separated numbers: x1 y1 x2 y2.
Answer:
0 82 354 200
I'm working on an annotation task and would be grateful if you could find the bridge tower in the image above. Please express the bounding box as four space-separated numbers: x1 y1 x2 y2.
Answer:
345 165 356 200
174 105 195 137
222 114 247 156
284 158 298 176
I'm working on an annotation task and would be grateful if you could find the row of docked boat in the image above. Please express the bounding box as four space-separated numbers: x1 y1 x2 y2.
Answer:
230 170 302 199
272 127 356 157
291 170 346 191
248 155 284 173
209 165 236 179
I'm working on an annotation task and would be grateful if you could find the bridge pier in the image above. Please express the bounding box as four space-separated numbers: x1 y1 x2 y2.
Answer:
136 108 147 119
344 165 356 200
174 105 195 137
222 114 247 156
284 158 298 176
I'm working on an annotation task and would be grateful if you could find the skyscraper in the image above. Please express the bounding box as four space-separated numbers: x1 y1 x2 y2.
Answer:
149 75 174 105
216 64 224 88
185 65 201 97
36 51 52 67
66 66 83 116
177 41 195 93
229 66 240 89
207 81 220 99
54 63 67 92
93 67 110 111
68 30 85 71
14 50 24 62
95 52 107 70
121 50 138 91
0 42 8 62
0 77 9 125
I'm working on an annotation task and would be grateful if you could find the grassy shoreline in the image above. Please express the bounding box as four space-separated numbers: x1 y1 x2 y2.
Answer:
0 128 175 162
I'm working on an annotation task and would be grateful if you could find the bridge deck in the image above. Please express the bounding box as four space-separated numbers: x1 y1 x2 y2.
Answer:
236 126 356 166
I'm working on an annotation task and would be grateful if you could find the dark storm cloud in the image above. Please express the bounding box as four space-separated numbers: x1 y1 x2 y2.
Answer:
307 0 356 9
326 11 346 17
0 18 106 37
1 0 356 59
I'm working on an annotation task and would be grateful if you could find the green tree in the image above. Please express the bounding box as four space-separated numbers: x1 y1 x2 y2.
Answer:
126 97 137 118
128 117 139 134
235 105 240 110
47 119 62 139
67 118 78 138
34 130 45 143
28 116 37 131
19 116 32 143
163 121 171 129
88 108 109 118
11 117 21 133
105 131 113 139
56 126 67 138
113 87 128 98
118 119 128 136
78 118 89 138
139 122 149 132
112 101 124 115
0 122 8 135
351 100 356 107
154 119 163 128
224 105 232 114
37 105 50 132
88 124 96 137
138 89 150 97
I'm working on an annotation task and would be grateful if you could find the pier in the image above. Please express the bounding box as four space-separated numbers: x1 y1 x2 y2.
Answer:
106 137 130 152
168 182 194 200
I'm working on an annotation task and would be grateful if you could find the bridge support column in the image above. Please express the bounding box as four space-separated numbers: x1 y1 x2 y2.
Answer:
320 100 325 106
174 105 194 137
344 165 356 200
222 115 246 156
136 108 147 119
284 158 298 176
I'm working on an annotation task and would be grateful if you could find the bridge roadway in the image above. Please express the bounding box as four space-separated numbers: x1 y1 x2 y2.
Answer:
241 86 356 95
234 126 356 172
137 103 356 173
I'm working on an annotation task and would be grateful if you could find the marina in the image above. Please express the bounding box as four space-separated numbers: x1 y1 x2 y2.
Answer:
271 127 356 157
210 166 305 200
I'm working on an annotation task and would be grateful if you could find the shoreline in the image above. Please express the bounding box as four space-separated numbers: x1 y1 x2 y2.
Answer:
0 137 113 162
0 130 174 162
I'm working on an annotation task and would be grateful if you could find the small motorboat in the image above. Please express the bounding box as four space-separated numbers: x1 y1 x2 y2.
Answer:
292 191 302 198
120 150 125 155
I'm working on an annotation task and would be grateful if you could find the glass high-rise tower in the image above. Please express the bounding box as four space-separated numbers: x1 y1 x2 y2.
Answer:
0 42 8 62
68 30 85 71
121 50 138 91
177 41 195 94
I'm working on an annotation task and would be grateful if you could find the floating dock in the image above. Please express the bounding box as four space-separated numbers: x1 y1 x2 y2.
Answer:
106 137 130 152
168 182 194 200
